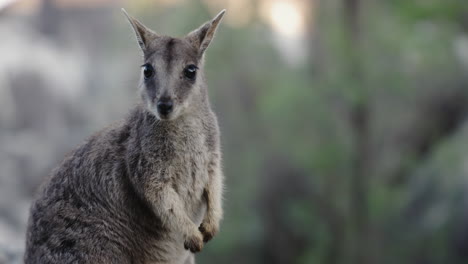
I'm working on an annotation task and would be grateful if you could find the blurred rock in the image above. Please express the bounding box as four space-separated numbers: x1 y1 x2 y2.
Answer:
0 219 24 264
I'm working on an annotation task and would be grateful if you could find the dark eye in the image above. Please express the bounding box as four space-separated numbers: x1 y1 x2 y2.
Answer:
183 64 198 80
142 64 154 80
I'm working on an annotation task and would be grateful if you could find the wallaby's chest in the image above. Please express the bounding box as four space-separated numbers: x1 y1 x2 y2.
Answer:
169 130 210 196
151 125 211 215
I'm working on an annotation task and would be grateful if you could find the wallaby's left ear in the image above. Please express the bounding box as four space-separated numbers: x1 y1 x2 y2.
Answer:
122 8 159 53
186 9 226 57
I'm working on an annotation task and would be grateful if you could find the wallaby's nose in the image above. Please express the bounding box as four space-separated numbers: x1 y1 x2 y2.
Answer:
157 97 173 117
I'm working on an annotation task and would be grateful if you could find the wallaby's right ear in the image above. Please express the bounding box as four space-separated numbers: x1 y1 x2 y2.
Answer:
186 9 226 57
122 8 158 53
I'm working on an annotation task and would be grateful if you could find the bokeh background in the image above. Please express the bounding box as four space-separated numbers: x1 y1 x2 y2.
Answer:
1 0 468 263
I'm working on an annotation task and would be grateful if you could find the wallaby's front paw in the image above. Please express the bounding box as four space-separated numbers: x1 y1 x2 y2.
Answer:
199 221 219 243
184 231 204 253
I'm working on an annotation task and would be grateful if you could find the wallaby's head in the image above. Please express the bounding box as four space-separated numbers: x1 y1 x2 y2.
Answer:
122 9 225 121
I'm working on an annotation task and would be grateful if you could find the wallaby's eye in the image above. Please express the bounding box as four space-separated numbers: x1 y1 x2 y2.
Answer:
183 65 198 80
142 64 154 80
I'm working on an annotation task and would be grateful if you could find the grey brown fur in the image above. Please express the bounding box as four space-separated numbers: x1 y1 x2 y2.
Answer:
24 9 225 264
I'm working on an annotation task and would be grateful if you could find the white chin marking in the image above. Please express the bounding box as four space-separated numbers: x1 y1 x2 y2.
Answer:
156 112 175 121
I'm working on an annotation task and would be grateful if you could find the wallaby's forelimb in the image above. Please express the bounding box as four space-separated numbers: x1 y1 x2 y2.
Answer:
148 184 204 252
200 153 223 242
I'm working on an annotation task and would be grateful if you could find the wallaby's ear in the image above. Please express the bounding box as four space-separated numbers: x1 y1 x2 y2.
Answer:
122 8 158 53
186 9 226 57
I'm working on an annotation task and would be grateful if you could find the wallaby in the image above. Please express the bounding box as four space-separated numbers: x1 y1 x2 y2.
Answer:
24 9 225 264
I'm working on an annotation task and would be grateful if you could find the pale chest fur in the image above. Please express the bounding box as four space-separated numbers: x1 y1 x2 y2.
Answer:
143 115 214 219
143 119 212 264
168 125 210 224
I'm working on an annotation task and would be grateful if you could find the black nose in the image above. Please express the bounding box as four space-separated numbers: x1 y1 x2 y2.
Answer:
157 97 173 116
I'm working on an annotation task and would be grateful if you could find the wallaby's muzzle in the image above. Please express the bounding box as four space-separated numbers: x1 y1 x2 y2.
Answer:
157 97 174 118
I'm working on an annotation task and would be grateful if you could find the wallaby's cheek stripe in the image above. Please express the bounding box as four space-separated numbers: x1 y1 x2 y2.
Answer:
145 77 158 101
175 81 193 103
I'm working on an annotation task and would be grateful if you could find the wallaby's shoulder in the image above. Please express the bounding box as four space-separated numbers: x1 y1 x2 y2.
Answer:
69 105 145 159
37 107 142 190
34 115 129 196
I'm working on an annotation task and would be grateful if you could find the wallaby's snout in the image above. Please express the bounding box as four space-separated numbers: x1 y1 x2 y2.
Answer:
157 96 174 118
